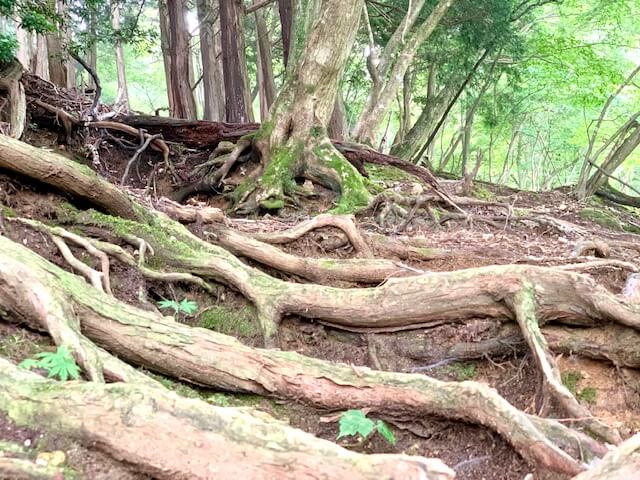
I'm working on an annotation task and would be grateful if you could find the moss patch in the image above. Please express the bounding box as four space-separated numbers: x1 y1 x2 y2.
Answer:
443 362 477 381
197 305 258 338
366 164 413 184
579 208 622 230
471 185 496 201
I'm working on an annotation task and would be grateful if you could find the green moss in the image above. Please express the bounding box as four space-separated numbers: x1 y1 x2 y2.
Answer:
512 207 531 217
443 362 477 381
577 386 597 404
579 208 622 230
366 164 412 184
0 204 16 218
313 144 370 214
471 185 496 201
561 371 583 395
261 198 285 210
198 305 258 338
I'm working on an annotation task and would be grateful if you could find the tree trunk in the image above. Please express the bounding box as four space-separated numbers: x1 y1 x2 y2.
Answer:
197 0 225 121
254 3 276 121
352 0 454 146
45 0 69 88
245 0 370 212
278 0 293 66
0 359 452 480
220 0 254 122
0 60 26 138
584 124 640 197
32 35 50 81
159 0 175 114
87 9 98 90
111 0 130 112
167 0 198 119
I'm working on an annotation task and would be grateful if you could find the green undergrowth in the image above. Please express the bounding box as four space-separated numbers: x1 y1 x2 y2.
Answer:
197 304 259 338
561 371 597 404
471 184 497 201
443 362 477 381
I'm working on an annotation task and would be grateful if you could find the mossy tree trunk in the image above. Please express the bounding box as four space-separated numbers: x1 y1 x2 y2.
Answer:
246 0 370 213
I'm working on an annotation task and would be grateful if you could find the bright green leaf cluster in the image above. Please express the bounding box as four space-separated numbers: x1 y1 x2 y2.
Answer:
337 409 396 446
158 298 198 316
18 345 81 381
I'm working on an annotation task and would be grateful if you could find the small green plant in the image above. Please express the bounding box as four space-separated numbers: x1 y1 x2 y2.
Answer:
578 387 597 404
337 409 396 446
561 371 583 395
19 346 80 381
445 362 477 381
158 298 198 317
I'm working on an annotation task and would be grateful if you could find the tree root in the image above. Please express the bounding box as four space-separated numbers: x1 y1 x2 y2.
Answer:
249 213 373 257
204 222 421 284
572 433 640 480
400 322 640 370
0 358 454 480
0 235 605 475
508 283 621 444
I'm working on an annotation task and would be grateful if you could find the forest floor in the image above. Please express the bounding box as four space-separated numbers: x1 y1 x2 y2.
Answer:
1 125 640 480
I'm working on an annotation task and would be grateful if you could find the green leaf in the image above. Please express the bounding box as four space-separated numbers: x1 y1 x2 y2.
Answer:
337 409 375 440
18 358 40 370
376 420 396 446
179 299 198 314
158 299 179 311
19 346 81 381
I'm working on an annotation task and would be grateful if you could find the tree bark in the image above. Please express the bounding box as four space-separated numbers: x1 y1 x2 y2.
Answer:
197 0 225 120
110 0 130 112
584 123 640 197
158 0 175 114
352 0 454 145
167 0 198 119
0 359 453 480
0 59 26 138
246 0 370 212
32 34 50 81
220 0 254 122
254 3 276 120
278 0 293 66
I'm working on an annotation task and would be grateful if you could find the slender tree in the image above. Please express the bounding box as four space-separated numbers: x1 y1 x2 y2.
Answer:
197 0 225 121
110 0 130 111
220 0 254 122
352 0 454 145
166 0 198 119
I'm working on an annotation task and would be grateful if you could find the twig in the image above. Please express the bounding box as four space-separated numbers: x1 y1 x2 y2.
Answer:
121 133 162 186
68 50 101 119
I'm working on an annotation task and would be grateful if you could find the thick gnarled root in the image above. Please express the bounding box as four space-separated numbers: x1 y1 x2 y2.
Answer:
0 235 606 475
0 358 454 480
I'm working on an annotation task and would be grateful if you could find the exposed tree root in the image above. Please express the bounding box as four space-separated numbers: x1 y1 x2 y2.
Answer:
401 322 640 370
0 442 66 480
3 137 640 473
0 358 454 480
204 222 421 284
175 136 252 201
509 283 621 444
572 433 640 480
0 235 604 475
249 213 373 257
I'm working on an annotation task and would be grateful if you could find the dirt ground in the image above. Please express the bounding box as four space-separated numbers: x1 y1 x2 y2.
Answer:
1 134 639 480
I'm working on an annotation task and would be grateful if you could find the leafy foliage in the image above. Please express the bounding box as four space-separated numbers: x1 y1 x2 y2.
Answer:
19 346 81 381
337 409 396 446
158 298 198 316
0 32 18 64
